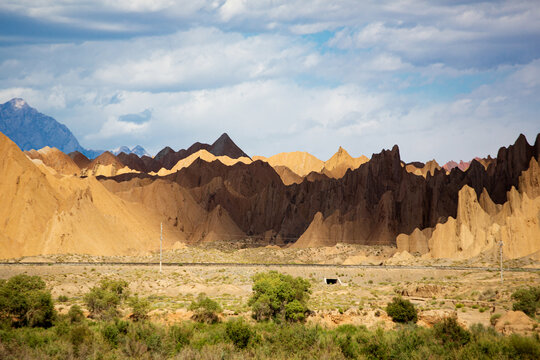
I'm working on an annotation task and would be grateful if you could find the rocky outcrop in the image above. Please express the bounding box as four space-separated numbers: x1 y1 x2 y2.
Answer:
398 157 540 260
101 133 539 251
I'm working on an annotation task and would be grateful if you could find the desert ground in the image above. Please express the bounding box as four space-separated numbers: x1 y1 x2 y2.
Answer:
2 245 539 333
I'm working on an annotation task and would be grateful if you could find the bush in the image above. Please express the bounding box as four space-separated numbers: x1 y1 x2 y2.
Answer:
101 322 120 347
337 334 359 359
84 278 129 319
68 305 85 324
433 317 471 347
57 295 68 302
70 323 92 348
189 293 222 324
386 297 418 323
0 275 56 328
168 324 192 352
248 271 311 322
512 286 540 317
225 318 252 349
508 334 540 359
129 296 150 322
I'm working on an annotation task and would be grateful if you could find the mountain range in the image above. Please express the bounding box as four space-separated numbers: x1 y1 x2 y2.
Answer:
0 98 538 261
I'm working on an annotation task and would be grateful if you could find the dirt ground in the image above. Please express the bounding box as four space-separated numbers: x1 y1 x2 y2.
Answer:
1 249 539 331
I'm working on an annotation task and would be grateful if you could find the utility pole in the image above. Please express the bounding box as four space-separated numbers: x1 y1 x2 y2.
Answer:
499 240 504 284
160 222 163 274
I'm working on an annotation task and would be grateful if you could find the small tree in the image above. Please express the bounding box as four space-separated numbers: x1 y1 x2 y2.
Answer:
248 271 311 322
386 297 418 323
189 293 222 324
511 286 540 317
0 274 56 327
84 278 129 319
433 317 471 347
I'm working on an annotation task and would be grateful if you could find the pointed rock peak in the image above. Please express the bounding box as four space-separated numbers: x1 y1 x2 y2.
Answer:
210 133 249 159
155 146 175 160
6 98 29 110
329 146 352 160
213 132 232 144
515 133 529 146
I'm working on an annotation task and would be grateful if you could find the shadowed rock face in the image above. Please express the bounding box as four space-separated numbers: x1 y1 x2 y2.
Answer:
68 151 91 169
117 152 149 173
102 133 539 247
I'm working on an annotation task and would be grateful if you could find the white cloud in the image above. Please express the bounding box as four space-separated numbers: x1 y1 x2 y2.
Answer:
0 1 539 162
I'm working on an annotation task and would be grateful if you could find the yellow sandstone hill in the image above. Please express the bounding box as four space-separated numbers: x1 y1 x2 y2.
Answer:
405 159 441 178
253 151 324 178
397 158 540 260
254 147 369 184
322 147 369 178
0 132 181 258
154 149 252 176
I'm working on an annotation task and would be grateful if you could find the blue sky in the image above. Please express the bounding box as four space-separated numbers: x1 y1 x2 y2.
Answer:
0 0 539 163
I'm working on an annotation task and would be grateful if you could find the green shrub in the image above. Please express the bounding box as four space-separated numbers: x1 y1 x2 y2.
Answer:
127 320 165 354
386 297 418 323
225 318 252 349
490 313 502 326
101 322 120 347
83 278 129 320
68 305 85 324
0 275 56 328
70 324 92 348
189 293 222 324
168 324 192 352
128 296 150 322
433 317 471 347
248 271 311 322
337 334 359 359
511 286 540 317
57 295 68 302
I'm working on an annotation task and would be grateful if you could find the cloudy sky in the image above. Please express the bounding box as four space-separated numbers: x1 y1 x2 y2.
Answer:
0 0 539 163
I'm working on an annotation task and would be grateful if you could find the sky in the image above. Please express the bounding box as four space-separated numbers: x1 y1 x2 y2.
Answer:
0 0 539 163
